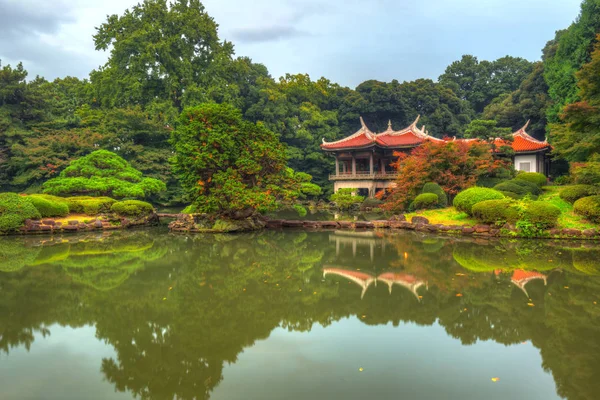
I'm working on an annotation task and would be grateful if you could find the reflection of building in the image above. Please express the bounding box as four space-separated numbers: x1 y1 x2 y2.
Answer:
323 267 426 300
495 269 548 298
321 117 551 197
330 231 386 260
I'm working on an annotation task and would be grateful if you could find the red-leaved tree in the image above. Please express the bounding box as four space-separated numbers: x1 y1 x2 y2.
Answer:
379 140 509 211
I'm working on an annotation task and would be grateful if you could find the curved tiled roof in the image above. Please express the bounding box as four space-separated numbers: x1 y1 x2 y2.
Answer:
321 118 550 153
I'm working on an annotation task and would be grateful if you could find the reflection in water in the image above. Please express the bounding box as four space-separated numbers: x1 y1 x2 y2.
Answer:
1 229 600 400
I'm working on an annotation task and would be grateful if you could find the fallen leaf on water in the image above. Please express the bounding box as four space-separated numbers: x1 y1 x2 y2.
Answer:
298 289 302 292
464 308 468 311
243 288 246 292
564 286 569 289
491 377 500 382
594 301 597 305
313 291 317 295
455 273 466 276
361 315 366 318
418 296 423 299
162 297 167 301
359 368 364 372
527 303 535 307
168 287 173 290
456 293 463 297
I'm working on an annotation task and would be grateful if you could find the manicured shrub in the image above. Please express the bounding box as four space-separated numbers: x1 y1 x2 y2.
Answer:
494 181 528 196
511 179 543 195
422 182 448 207
330 188 364 210
110 200 155 217
28 195 69 217
559 185 599 204
360 197 383 210
293 204 307 217
453 188 505 215
0 193 41 233
412 193 439 210
472 199 520 224
573 195 600 223
515 172 547 187
476 177 507 188
521 201 561 228
67 196 117 215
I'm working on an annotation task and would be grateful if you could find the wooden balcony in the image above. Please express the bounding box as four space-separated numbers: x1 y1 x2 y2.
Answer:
329 172 398 181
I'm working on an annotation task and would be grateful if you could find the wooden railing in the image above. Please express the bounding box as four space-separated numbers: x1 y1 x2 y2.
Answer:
329 172 398 180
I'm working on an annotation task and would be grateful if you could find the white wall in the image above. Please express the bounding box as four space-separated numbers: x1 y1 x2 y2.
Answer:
514 154 538 173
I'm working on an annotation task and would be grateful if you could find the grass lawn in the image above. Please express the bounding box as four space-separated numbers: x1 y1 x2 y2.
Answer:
405 207 477 226
404 185 598 230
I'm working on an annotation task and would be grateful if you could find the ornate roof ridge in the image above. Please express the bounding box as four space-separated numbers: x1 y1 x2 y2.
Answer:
376 115 445 142
514 120 548 144
322 116 376 146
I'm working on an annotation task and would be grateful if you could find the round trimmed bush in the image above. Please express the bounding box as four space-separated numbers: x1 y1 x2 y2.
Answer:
515 172 547 187
494 181 528 196
0 193 41 233
28 195 69 217
573 195 600 223
67 197 116 215
110 200 154 217
521 201 561 228
412 193 439 210
472 199 520 224
422 182 448 207
511 179 542 195
453 188 505 215
559 185 599 204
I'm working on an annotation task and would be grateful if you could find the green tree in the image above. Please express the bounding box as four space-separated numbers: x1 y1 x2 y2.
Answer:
464 119 514 155
330 188 364 210
170 103 307 216
43 150 166 198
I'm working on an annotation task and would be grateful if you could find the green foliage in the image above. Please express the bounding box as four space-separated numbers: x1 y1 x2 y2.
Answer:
293 204 307 217
515 172 547 187
572 249 600 275
453 187 505 215
422 182 448 207
493 179 541 199
570 162 600 185
520 201 561 228
110 200 155 217
559 185 599 204
411 193 440 211
66 196 116 216
27 195 69 217
330 189 364 210
171 103 302 216
573 195 600 222
472 199 520 225
439 55 533 113
0 193 41 232
43 150 166 199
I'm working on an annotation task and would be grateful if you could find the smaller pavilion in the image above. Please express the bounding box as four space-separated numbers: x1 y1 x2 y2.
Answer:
321 116 551 197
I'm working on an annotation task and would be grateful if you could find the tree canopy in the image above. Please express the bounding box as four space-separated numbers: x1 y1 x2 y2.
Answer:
43 150 166 198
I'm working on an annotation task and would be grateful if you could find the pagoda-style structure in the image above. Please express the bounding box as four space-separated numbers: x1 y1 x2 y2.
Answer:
321 116 551 197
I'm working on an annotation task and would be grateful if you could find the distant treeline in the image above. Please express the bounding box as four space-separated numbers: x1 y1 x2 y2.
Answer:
1 0 600 202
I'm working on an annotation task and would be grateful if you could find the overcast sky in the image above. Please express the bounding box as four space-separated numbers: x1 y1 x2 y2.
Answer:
0 0 584 88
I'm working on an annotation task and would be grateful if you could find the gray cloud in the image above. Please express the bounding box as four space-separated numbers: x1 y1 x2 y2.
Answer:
0 0 75 38
232 25 308 43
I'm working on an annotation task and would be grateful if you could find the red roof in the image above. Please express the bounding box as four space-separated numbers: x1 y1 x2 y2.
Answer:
321 118 550 153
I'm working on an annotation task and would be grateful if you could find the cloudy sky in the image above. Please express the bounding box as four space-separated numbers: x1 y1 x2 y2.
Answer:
0 0 584 88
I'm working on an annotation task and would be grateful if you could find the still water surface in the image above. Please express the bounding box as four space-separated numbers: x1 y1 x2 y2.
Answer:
0 228 599 400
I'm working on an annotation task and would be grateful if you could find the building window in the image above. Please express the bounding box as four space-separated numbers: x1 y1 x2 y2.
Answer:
519 162 531 172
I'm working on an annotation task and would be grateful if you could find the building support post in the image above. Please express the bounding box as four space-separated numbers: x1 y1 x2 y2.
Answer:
369 153 374 175
380 158 386 175
352 155 356 177
335 156 339 177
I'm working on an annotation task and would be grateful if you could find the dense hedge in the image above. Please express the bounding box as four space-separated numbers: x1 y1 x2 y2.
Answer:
573 195 600 223
570 162 600 185
560 185 599 204
28 195 69 217
422 182 447 207
472 199 520 224
110 200 155 217
67 196 117 215
412 193 439 210
515 172 547 187
494 179 541 199
521 201 561 228
453 188 505 215
0 193 41 233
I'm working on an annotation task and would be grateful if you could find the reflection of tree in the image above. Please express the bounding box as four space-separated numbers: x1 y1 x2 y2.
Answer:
1 230 600 400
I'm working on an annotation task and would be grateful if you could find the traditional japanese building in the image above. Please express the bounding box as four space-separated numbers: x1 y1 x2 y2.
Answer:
321 116 551 197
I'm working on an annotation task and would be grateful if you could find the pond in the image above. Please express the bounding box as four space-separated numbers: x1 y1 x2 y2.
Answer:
0 228 599 400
